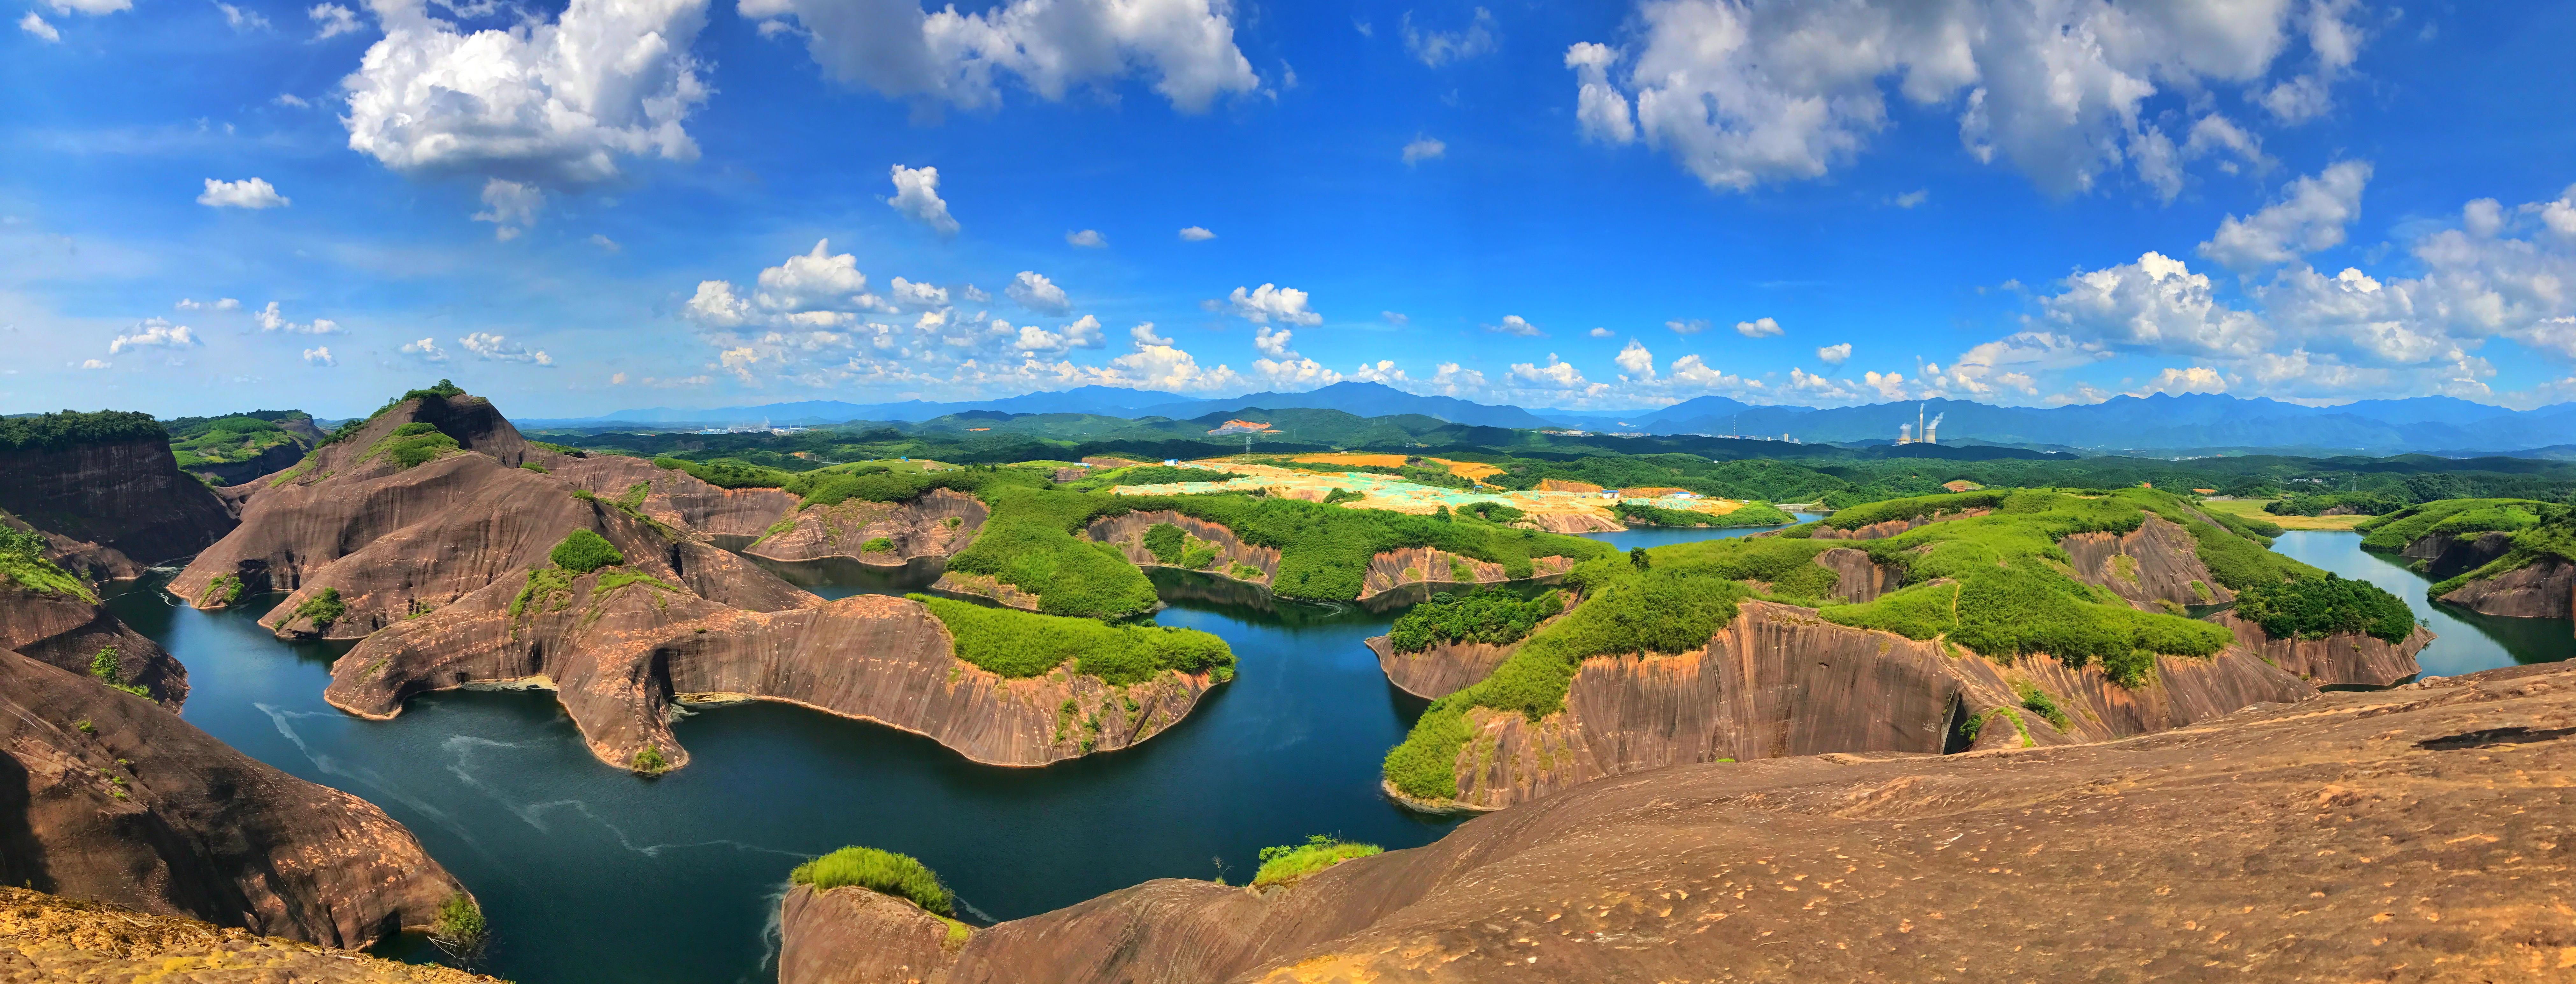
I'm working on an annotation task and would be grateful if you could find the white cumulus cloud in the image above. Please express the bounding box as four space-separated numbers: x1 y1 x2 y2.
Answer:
887 164 960 236
308 2 359 39
460 331 554 365
1007 270 1071 315
197 177 289 209
1486 315 1542 337
302 346 337 366
1226 283 1320 326
1402 7 1495 67
401 337 447 362
1065 229 1105 248
108 319 198 354
1178 225 1215 241
1733 316 1781 337
340 0 711 187
738 0 1259 114
20 12 60 40
1816 342 1851 365
2199 161 2371 271
1401 136 1445 165
471 178 542 238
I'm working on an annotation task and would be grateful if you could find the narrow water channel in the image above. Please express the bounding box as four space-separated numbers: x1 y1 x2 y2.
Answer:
2266 529 2573 676
106 516 2558 984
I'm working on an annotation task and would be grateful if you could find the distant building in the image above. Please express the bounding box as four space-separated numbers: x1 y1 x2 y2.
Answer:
1538 428 1588 436
1163 459 1180 466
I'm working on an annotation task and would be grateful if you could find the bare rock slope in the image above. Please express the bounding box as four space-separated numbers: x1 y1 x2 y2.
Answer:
0 651 464 948
0 578 188 708
0 436 235 569
2438 556 2576 619
784 659 2576 983
0 886 498 983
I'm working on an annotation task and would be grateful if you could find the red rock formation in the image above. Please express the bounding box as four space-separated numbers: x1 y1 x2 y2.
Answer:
1085 509 1278 586
0 579 187 708
327 574 1212 771
1359 548 1573 603
2437 555 2575 618
2401 529 2515 580
787 661 2576 984
1807 507 1991 540
778 884 961 984
0 438 235 567
549 454 802 545
926 571 1045 613
2211 610 2431 687
751 488 985 563
1812 546 1899 603
0 650 465 948
0 886 503 983
1367 636 1518 701
1431 601 2315 812
2058 512 2235 608
1520 511 1620 534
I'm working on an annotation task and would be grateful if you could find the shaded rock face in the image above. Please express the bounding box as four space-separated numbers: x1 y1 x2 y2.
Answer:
1086 510 1278 586
777 885 958 984
2059 513 2234 608
2401 530 2516 581
2213 610 2431 687
329 567 1210 771
185 439 310 487
788 660 2576 984
1807 507 1991 541
1368 635 1518 701
1359 548 1572 605
0 886 502 984
550 454 802 546
1812 546 1899 603
756 488 986 564
2438 556 2575 619
0 440 235 566
0 580 188 708
0 652 463 948
1439 601 2315 812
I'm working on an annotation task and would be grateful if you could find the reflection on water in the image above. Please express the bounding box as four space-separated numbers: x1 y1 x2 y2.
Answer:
1582 513 1821 552
2255 531 2571 676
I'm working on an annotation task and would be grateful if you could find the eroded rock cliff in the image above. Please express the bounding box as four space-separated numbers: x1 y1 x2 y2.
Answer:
1086 509 1277 586
0 651 464 948
753 488 982 563
0 886 498 983
2401 529 2516 581
2058 512 2234 608
786 660 2576 983
1806 507 1992 541
0 439 235 567
2437 556 2575 618
0 579 187 708
1428 600 2315 811
1358 548 1572 605
2212 610 2432 687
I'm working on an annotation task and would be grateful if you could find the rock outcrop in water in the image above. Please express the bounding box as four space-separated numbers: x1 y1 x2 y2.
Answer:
0 886 498 983
2402 529 2516 581
1420 600 2316 811
0 431 236 572
2437 556 2576 618
0 650 465 948
783 660 2576 983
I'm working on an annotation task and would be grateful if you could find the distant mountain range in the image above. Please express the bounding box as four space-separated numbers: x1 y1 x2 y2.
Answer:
525 383 2576 456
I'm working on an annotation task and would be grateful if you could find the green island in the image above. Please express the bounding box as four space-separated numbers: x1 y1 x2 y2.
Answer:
906 593 1233 684
1381 486 2408 802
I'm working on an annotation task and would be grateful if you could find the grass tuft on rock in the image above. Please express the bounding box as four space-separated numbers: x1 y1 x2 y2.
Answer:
1252 835 1382 888
0 527 94 602
549 529 624 574
791 846 954 917
292 587 346 630
363 421 461 470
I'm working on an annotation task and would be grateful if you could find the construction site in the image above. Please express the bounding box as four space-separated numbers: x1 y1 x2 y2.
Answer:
1105 454 1782 533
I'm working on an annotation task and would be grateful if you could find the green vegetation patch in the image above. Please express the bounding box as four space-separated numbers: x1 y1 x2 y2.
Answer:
88 648 149 697
1385 558 1748 800
910 593 1233 685
1388 588 1565 653
2266 491 2407 518
549 529 625 573
0 409 165 451
791 847 954 917
1110 492 1611 603
2013 679 2069 731
2234 573 2417 644
203 573 242 606
2356 498 2548 552
1105 464 1246 486
0 527 94 602
323 380 468 447
654 456 792 489
168 414 304 468
944 488 1160 619
1252 835 1383 888
860 536 896 554
1614 499 1790 528
1142 522 1187 564
292 587 346 630
362 421 462 470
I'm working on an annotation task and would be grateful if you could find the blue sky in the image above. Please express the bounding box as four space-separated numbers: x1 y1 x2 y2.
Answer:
6 0 2575 419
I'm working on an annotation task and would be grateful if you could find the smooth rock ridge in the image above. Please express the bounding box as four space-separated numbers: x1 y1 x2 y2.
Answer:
782 659 2576 983
0 436 236 572
0 650 465 948
751 487 982 563
2437 555 2576 619
0 886 499 983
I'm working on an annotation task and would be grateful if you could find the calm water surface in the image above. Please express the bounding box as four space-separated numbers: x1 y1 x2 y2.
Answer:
123 515 2550 984
2267 530 2573 676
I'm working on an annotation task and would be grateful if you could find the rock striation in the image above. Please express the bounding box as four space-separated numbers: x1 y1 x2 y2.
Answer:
0 437 235 568
785 659 2576 983
0 578 187 708
1358 548 1572 605
0 650 465 948
2212 610 2433 687
1428 600 2314 811
1369 636 1520 702
0 886 499 983
753 488 982 563
1811 546 1899 603
2058 512 2234 608
2436 555 2575 618
1086 509 1277 586
776 884 962 984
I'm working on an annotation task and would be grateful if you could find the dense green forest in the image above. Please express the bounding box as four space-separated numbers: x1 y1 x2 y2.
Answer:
0 410 166 451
